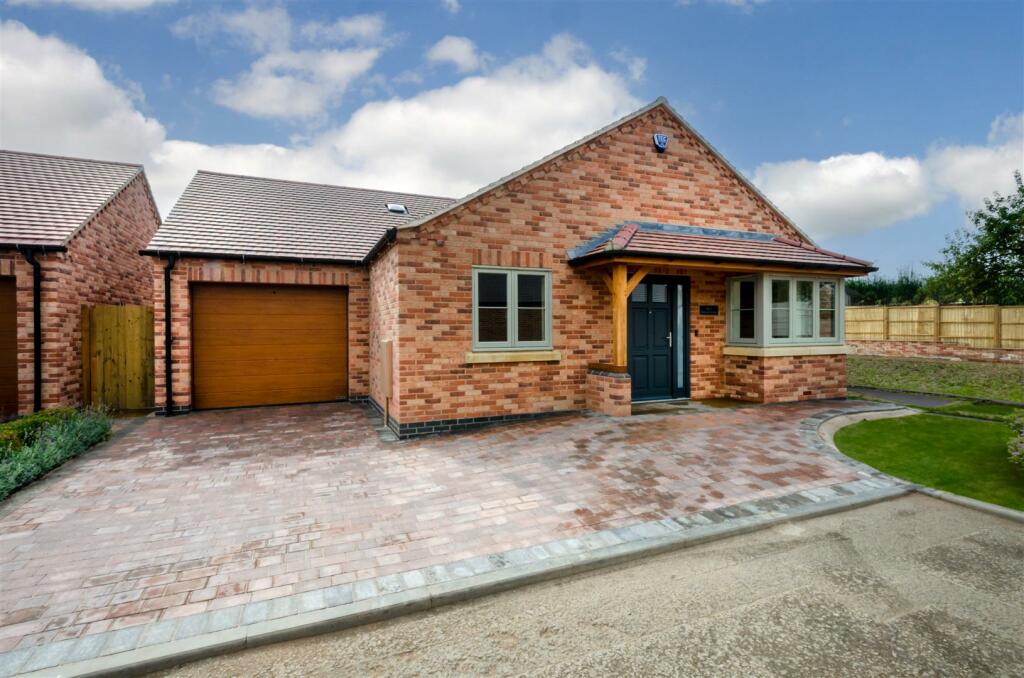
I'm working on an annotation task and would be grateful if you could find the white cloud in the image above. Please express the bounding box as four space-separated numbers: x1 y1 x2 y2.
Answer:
170 5 291 53
610 48 646 82
926 113 1023 208
0 20 165 163
172 6 392 122
753 114 1024 239
426 35 489 73
753 153 936 239
7 0 173 11
0 23 639 216
299 14 386 45
441 0 461 14
212 48 381 121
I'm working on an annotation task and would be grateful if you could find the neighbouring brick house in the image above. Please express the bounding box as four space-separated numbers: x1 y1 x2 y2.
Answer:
0 151 162 418
145 98 875 436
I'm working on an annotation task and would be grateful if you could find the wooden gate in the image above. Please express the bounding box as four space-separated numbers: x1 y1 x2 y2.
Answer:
82 305 154 410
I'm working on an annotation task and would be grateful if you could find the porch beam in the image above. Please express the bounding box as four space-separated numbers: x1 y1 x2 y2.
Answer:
600 271 612 293
625 267 650 297
611 263 628 367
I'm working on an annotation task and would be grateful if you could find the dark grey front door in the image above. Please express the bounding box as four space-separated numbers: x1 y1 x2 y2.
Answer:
629 280 674 400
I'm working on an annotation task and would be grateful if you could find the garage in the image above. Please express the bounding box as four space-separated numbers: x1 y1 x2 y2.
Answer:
0 277 16 418
191 283 348 409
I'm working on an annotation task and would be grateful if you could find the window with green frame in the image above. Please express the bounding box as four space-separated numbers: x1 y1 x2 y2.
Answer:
472 267 552 350
727 274 843 346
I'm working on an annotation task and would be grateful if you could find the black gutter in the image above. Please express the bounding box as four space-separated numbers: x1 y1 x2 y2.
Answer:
162 256 176 416
567 249 877 273
362 227 398 264
140 249 365 266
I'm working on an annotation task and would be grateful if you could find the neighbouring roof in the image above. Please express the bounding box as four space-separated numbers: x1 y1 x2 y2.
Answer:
568 222 876 273
145 171 455 263
0 150 145 249
397 97 815 246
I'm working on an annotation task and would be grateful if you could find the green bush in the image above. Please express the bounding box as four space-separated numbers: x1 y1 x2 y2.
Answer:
0 408 111 501
0 407 78 457
1009 412 1024 470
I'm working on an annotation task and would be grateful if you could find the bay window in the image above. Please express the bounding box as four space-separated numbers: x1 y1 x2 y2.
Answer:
472 267 552 350
726 274 844 346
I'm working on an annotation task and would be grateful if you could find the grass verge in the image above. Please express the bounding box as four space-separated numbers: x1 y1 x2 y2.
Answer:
0 408 112 501
848 355 1024 402
834 413 1024 511
930 401 1024 423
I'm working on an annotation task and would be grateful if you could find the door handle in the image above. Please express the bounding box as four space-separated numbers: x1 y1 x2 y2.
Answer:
667 331 672 348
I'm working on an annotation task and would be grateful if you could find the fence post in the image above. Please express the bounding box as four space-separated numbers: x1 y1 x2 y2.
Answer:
992 305 1002 349
881 305 889 341
933 305 941 342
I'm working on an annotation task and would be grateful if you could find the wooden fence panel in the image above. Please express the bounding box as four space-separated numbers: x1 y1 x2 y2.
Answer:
845 304 1024 350
1002 306 1024 350
844 306 885 340
81 305 154 410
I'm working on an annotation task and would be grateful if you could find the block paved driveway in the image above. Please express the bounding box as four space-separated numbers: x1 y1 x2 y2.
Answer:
0 400 865 654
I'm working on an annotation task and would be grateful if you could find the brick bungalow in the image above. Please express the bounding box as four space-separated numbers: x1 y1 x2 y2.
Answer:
144 98 875 435
0 150 162 418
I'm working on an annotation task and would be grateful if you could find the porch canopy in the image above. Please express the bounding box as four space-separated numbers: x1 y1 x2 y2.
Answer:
567 222 877 369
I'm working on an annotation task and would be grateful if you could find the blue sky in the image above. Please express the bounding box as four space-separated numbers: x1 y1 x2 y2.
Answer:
1 0 1021 275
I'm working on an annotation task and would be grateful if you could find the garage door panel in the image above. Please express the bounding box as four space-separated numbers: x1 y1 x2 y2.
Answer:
194 287 345 309
192 356 345 379
193 343 345 363
194 385 344 410
191 284 348 409
193 314 347 332
196 371 346 392
190 332 345 349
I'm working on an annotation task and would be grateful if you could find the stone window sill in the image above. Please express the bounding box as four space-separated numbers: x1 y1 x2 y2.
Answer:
723 345 850 357
464 350 561 365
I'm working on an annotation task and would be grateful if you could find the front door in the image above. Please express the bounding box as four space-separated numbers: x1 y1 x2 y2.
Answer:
628 279 674 400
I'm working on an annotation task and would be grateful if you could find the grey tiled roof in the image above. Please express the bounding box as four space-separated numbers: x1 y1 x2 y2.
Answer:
0 150 144 248
146 171 456 263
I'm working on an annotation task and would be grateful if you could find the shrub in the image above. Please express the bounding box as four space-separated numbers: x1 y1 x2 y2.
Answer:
0 408 111 501
1009 412 1024 470
0 407 77 458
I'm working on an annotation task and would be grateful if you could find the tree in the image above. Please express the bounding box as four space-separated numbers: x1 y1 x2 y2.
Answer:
846 268 928 305
925 171 1024 305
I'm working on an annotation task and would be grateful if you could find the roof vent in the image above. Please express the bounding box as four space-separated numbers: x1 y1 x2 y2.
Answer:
386 203 408 214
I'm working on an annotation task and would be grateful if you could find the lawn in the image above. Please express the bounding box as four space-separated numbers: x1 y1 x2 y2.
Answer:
932 401 1024 422
848 355 1024 402
834 413 1024 511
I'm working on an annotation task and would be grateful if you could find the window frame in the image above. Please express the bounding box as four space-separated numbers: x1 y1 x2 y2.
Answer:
726 273 845 347
727 276 760 345
471 266 553 351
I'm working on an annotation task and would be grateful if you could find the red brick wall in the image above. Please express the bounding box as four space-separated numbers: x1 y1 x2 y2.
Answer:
155 258 370 412
724 354 847 402
369 243 400 419
848 339 1023 364
585 369 632 417
1 175 159 415
390 104 806 424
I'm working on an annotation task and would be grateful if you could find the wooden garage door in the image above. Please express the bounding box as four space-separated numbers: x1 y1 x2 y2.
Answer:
0 278 17 418
191 284 348 409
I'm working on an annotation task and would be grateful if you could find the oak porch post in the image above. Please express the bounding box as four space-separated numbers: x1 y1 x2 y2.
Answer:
611 263 628 367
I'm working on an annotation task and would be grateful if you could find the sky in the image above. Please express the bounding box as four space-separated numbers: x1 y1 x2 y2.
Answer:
0 0 1021 276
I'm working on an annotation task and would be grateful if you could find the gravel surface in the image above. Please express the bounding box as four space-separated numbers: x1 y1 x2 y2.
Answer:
154 494 1024 677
